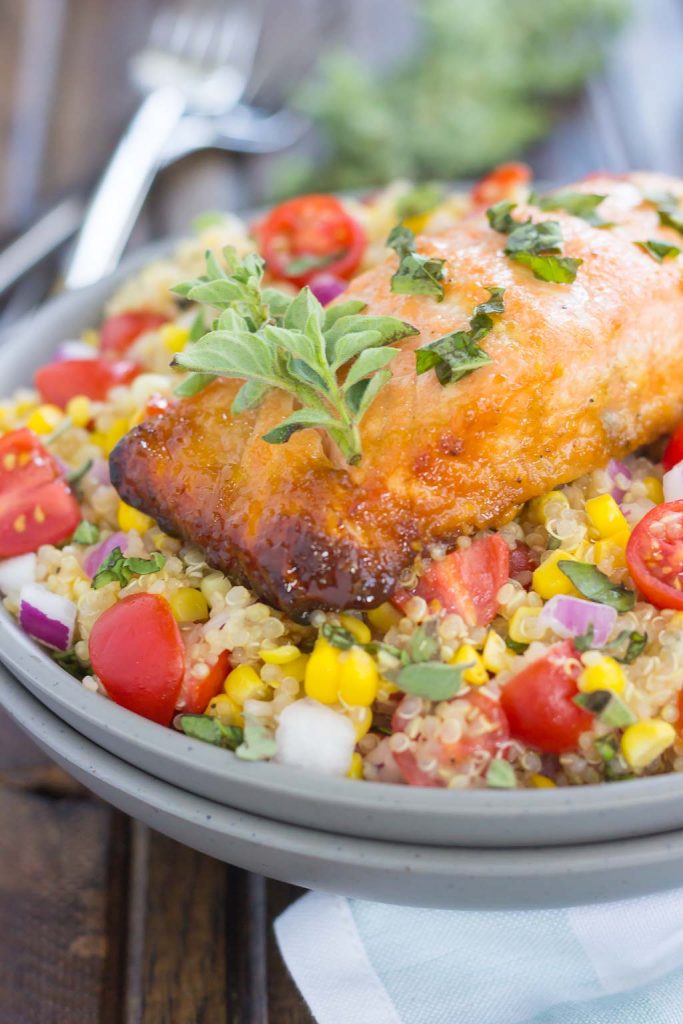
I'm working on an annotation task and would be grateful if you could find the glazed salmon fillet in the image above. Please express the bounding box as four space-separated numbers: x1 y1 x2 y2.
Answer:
111 172 683 617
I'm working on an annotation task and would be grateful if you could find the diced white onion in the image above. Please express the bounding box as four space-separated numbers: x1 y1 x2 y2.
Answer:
0 553 37 599
275 699 356 777
18 583 76 651
664 464 683 503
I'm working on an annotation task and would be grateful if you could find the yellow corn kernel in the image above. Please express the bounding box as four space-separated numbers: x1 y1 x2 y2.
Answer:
482 630 508 673
304 639 341 704
367 601 402 634
529 490 569 524
283 654 309 683
579 656 626 695
81 329 98 347
347 752 364 780
349 705 372 741
88 431 107 451
224 664 270 706
204 692 241 724
65 395 92 428
259 644 301 665
169 587 209 623
594 536 627 570
26 404 63 435
200 573 230 602
530 774 556 788
15 397 37 416
450 644 488 685
103 417 129 454
621 719 676 770
642 476 664 504
508 606 544 645
339 613 372 645
117 500 154 534
532 550 580 600
338 647 379 706
585 494 629 539
160 323 190 353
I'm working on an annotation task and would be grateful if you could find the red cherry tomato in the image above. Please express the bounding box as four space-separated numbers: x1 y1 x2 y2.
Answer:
100 311 168 355
500 640 592 754
471 162 532 206
663 423 683 472
626 501 683 609
0 428 81 556
393 534 510 627
179 650 231 715
35 358 139 408
89 593 185 725
391 691 510 787
254 194 366 286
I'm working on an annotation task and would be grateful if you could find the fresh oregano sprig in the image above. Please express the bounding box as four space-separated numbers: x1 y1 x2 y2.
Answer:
172 248 418 465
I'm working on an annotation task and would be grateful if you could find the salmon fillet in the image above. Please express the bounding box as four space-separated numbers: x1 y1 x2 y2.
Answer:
110 172 683 618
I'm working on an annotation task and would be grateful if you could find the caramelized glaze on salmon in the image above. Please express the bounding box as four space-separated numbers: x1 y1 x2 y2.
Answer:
110 173 683 617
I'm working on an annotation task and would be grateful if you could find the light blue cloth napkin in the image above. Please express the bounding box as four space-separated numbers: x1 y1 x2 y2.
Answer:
275 888 683 1024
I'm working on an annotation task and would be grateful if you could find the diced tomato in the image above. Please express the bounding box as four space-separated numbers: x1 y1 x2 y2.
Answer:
391 690 510 787
100 311 168 355
500 640 592 754
626 501 683 609
509 542 539 585
394 534 510 627
663 424 683 472
89 593 185 725
0 428 80 556
35 358 139 408
178 650 231 715
471 162 532 206
254 194 366 287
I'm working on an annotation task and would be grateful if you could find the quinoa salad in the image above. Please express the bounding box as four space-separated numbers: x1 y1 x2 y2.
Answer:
4 164 683 790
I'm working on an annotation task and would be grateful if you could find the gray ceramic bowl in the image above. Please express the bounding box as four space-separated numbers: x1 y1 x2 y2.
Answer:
3 248 683 851
4 661 683 909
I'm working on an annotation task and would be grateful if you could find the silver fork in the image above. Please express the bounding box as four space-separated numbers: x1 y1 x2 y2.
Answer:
63 0 263 291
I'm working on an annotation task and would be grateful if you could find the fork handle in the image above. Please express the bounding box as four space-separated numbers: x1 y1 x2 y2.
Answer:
63 87 186 290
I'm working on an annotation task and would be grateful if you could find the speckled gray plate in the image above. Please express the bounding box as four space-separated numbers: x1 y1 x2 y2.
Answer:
3 249 683 851
4 661 683 910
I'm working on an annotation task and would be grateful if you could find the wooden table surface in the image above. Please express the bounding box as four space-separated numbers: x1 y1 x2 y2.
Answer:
1 1 682 1020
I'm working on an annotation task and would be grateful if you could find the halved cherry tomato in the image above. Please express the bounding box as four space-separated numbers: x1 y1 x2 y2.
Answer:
626 501 683 609
254 194 366 286
471 162 532 207
0 428 81 556
100 311 168 356
393 534 510 627
663 423 683 472
391 691 509 787
89 593 185 725
500 640 591 753
35 358 139 408
179 650 231 715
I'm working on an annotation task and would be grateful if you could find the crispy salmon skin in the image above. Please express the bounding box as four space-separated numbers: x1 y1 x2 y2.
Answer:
110 173 683 617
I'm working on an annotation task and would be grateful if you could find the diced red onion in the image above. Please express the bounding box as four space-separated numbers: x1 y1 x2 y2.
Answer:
84 531 127 578
0 553 37 598
19 583 76 651
53 340 97 362
538 594 617 646
664 463 683 503
90 458 111 486
308 273 347 306
606 458 632 503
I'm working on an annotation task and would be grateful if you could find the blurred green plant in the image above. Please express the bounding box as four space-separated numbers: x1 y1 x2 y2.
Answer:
277 0 629 192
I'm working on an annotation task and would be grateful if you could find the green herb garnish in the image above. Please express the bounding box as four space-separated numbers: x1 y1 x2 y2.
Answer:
321 622 357 650
595 735 618 763
92 547 166 589
386 224 446 301
557 561 635 612
486 758 516 789
52 647 89 680
505 636 529 654
572 623 595 653
603 629 648 664
65 458 94 488
72 521 100 545
574 689 637 728
415 287 504 386
179 715 243 750
235 714 277 761
636 239 681 263
284 250 345 277
647 192 683 237
487 201 583 283
396 182 444 220
531 190 610 227
172 248 418 465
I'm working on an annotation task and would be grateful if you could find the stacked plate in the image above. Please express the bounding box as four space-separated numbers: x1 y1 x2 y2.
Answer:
3 258 683 910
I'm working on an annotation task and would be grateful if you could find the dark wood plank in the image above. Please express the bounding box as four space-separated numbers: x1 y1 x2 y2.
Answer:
266 881 314 1024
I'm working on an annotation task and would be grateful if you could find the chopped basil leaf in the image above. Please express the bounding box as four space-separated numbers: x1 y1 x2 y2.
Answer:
508 251 582 283
387 224 446 301
486 201 517 233
530 191 610 227
636 239 681 263
235 715 277 761
321 622 357 650
557 560 635 612
573 623 595 653
52 647 89 680
395 660 466 701
415 286 504 385
487 201 582 284
72 521 100 545
573 689 637 728
486 758 516 789
396 182 444 220
595 735 618 763
179 714 243 750
505 636 529 654
92 547 166 590
604 629 648 664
